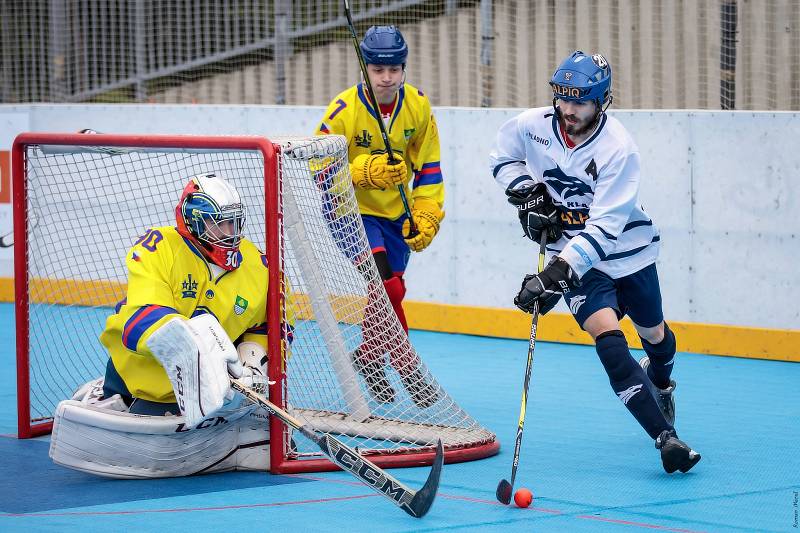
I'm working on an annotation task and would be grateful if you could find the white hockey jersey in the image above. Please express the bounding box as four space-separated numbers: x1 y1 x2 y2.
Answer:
490 106 659 279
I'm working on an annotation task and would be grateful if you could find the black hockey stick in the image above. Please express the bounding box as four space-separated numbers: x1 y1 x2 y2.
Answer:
342 0 417 237
230 378 443 517
496 231 548 504
1 206 39 248
0 229 12 248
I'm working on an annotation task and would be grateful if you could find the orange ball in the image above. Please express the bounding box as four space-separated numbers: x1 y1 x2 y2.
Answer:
514 487 533 508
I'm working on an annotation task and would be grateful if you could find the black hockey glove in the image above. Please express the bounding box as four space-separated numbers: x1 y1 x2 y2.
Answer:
514 256 580 315
505 182 563 243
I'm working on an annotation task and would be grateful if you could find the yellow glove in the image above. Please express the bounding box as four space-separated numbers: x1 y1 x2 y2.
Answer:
350 153 408 190
402 198 445 252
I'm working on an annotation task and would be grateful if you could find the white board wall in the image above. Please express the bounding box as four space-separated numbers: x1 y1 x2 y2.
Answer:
1 105 797 330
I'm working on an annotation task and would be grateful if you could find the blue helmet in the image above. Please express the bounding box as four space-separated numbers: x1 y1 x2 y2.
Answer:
360 26 408 66
550 50 612 108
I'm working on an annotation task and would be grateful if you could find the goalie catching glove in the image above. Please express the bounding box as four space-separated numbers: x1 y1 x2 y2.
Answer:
351 153 408 190
515 256 580 315
402 197 444 252
505 181 563 243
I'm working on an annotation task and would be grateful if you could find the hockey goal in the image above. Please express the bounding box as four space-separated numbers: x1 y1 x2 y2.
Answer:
12 132 498 473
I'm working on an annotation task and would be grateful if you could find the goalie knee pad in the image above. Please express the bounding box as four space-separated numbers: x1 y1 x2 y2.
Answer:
49 379 270 478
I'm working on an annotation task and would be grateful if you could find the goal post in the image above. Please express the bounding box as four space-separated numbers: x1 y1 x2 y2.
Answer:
12 132 498 473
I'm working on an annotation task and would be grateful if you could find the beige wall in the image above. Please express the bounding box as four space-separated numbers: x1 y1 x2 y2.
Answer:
152 0 800 111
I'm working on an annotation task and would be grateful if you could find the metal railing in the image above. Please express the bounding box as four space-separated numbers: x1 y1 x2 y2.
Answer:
3 1 799 110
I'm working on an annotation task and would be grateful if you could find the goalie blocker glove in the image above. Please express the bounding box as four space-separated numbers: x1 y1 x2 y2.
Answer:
505 181 563 243
515 256 580 315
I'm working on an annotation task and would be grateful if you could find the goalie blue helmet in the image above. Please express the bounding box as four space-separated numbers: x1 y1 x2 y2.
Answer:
360 25 408 66
550 50 612 108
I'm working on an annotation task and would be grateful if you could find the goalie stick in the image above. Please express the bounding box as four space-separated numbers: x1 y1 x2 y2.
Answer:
230 378 443 518
341 0 417 237
496 231 548 505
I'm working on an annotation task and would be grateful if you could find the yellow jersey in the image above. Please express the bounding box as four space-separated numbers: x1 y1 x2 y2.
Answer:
316 82 444 219
99 226 286 403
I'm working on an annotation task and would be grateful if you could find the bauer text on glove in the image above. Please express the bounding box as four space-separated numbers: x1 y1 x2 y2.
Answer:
505 181 563 243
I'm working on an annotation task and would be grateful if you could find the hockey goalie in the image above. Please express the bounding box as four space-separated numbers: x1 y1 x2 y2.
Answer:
49 173 286 478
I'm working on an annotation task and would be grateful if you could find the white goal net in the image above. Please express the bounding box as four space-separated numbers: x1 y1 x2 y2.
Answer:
13 132 497 472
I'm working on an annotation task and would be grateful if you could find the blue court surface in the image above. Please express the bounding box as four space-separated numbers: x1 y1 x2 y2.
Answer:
0 302 798 532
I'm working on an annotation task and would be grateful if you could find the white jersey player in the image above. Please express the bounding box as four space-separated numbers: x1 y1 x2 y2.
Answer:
490 50 701 474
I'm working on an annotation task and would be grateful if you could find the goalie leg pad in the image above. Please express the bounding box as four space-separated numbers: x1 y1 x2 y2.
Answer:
233 405 272 471
49 391 269 478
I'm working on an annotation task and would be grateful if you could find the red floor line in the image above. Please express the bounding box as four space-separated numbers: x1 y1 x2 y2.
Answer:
576 514 707 533
290 474 705 531
0 475 707 533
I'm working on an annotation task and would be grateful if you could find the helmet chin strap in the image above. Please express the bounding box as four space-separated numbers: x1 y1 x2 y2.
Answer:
601 94 614 113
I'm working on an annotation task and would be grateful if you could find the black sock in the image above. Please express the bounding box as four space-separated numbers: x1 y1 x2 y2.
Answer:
640 323 676 389
596 330 673 439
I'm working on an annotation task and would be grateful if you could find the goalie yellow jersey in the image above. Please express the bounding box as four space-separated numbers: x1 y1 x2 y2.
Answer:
315 82 444 220
100 226 291 403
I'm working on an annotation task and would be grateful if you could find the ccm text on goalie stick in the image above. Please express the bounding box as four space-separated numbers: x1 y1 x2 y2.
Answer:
230 378 443 518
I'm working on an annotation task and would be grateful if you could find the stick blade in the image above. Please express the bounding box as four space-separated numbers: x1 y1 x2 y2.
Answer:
496 479 513 505
405 439 444 518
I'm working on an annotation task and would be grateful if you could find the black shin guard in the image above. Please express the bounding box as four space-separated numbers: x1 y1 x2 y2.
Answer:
596 330 673 439
640 323 676 390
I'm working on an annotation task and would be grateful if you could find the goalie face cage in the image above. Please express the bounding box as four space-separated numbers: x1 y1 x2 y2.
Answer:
13 133 498 473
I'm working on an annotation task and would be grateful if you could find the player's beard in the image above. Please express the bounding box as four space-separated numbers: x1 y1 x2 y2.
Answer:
560 111 598 137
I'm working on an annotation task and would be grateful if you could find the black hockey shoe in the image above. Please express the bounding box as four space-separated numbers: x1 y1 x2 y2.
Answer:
655 429 701 473
351 350 396 403
639 356 676 426
399 366 440 409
